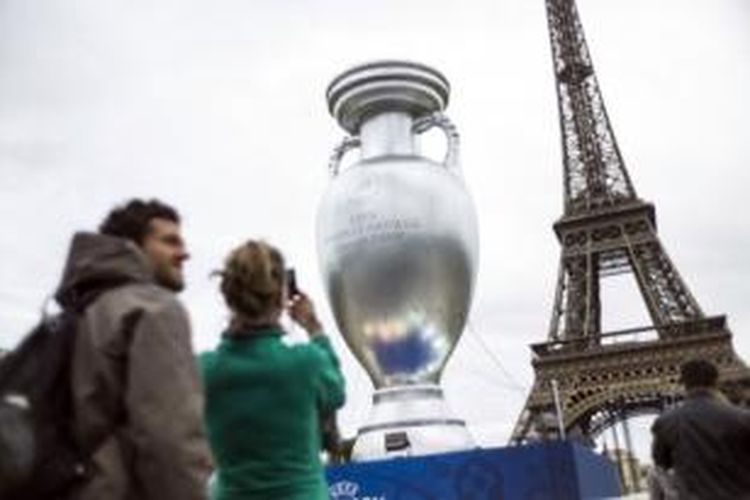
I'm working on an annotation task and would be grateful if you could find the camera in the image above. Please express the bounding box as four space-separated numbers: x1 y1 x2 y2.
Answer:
286 268 299 298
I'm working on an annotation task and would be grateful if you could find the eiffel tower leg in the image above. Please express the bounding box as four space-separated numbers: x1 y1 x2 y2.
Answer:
622 218 703 327
510 393 537 445
549 252 601 343
510 378 560 444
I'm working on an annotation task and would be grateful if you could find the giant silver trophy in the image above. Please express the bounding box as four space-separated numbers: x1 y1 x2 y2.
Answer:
317 61 479 460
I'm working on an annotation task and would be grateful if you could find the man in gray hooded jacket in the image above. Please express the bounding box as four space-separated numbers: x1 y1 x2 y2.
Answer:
57 199 212 500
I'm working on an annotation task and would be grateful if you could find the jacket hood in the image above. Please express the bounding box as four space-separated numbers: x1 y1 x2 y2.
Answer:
55 232 154 308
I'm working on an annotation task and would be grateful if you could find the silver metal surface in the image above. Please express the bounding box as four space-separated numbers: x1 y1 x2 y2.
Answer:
358 418 466 434
372 385 443 404
317 141 477 387
318 61 478 458
351 384 474 460
326 60 450 134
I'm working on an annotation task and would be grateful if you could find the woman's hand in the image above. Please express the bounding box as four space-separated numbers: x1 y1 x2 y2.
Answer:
287 291 323 336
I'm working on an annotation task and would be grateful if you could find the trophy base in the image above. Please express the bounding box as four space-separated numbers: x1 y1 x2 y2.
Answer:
351 384 475 461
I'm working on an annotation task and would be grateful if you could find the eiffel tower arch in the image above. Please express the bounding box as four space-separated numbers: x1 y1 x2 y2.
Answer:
510 0 750 445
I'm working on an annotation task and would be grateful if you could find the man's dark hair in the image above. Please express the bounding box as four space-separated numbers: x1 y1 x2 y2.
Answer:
99 199 180 245
680 359 719 389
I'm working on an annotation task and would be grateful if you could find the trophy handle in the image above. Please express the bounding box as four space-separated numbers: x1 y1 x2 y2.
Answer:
329 136 362 177
412 112 460 173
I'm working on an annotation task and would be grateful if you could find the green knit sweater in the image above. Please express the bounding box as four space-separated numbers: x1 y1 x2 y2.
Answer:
200 328 346 500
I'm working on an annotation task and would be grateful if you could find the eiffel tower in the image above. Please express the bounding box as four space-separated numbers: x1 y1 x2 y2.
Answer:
510 0 750 444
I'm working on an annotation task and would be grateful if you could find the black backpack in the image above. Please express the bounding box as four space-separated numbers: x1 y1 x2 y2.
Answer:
0 285 124 500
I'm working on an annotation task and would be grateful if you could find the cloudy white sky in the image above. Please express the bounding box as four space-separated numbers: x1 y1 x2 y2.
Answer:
1 0 748 463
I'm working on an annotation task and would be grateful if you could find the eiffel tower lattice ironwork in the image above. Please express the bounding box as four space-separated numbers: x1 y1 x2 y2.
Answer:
510 0 750 444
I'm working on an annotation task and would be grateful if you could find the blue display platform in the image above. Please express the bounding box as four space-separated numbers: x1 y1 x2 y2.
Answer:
326 441 621 500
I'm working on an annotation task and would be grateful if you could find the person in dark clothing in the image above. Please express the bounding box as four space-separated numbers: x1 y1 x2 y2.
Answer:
64 199 213 500
651 359 750 500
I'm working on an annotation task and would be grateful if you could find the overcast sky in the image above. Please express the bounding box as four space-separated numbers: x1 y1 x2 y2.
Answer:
1 0 748 463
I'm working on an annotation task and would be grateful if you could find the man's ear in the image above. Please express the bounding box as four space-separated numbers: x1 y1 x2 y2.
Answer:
138 220 157 247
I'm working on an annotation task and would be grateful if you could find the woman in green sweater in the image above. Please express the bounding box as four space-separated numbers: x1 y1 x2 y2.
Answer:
200 240 346 500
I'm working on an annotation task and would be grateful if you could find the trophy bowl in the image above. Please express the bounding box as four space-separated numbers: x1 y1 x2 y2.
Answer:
317 61 479 460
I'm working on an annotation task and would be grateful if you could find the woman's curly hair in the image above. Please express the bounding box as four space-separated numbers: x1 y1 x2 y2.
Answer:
219 240 285 328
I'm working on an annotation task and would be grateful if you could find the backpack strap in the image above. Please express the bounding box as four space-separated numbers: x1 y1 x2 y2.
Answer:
61 277 136 314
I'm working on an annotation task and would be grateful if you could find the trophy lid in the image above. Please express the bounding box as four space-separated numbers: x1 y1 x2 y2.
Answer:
327 60 450 134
